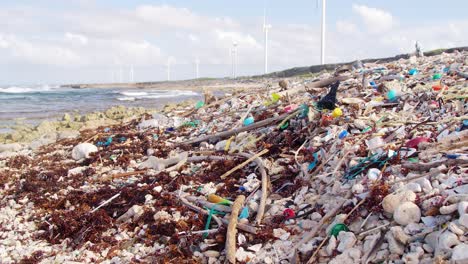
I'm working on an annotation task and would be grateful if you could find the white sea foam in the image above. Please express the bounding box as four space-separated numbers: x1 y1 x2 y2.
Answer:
0 85 60 94
116 97 136 101
116 90 199 100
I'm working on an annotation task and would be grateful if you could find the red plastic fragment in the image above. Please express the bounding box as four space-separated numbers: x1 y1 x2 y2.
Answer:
283 208 296 219
406 137 431 149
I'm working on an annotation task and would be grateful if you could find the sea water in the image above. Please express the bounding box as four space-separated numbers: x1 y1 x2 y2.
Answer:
0 85 204 133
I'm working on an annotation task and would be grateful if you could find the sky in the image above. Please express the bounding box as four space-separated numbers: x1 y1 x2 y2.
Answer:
0 0 467 85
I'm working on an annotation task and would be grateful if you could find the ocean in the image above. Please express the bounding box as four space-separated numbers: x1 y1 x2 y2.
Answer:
0 85 204 133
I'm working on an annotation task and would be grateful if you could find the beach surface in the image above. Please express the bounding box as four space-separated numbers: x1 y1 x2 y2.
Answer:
0 50 467 263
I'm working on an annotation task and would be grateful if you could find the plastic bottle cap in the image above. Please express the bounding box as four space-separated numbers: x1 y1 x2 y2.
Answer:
408 68 418 75
332 108 343 118
387 90 398 101
330 223 349 237
338 130 348 139
243 117 255 126
283 208 295 219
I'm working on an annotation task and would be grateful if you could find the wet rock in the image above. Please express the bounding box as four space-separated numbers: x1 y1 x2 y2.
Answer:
394 202 421 225
71 143 98 160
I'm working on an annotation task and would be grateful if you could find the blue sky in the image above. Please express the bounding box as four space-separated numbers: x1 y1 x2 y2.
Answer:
0 0 467 84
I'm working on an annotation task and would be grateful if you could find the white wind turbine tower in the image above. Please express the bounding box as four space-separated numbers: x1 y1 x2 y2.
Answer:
263 0 272 74
129 65 134 83
320 0 326 65
167 57 174 81
195 57 200 79
232 42 238 78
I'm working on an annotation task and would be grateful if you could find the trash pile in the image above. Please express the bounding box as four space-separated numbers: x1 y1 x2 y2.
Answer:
1 50 467 264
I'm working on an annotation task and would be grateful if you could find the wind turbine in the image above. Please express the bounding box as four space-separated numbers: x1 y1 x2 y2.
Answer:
263 0 272 74
232 42 238 78
320 0 326 65
195 57 200 79
167 58 171 81
129 65 134 83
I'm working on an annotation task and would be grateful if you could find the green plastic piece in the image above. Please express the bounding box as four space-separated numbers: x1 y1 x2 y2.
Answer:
408 157 419 163
280 121 289 130
330 223 349 237
433 73 442 80
195 101 205 109
271 93 281 103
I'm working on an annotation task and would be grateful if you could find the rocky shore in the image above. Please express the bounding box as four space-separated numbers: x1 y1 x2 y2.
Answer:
0 50 467 263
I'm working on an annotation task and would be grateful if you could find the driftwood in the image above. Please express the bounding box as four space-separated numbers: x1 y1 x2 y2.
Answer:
402 159 468 171
181 111 294 145
226 195 245 264
238 152 269 225
220 149 269 179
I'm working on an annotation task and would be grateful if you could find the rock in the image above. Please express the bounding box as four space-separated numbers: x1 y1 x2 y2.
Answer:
403 247 424 264
62 113 72 122
235 247 255 262
439 203 458 214
438 231 459 250
0 143 23 153
203 250 220 258
57 130 80 140
71 143 98 160
458 201 468 215
273 228 290 241
247 244 262 252
279 80 288 90
405 182 422 193
337 231 356 253
452 244 468 263
67 166 87 176
459 214 468 228
215 140 227 151
394 202 421 225
326 236 337 256
390 226 410 244
386 231 404 255
117 205 144 223
448 222 464 235
382 190 416 214
352 183 364 194
416 178 432 192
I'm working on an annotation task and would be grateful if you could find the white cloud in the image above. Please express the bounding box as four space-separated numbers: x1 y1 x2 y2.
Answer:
352 4 394 33
65 32 88 45
336 20 359 35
